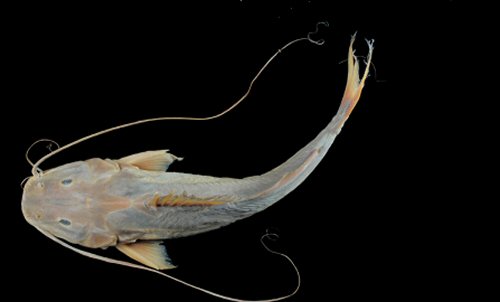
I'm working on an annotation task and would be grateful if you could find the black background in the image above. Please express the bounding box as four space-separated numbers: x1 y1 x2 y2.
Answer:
5 1 468 301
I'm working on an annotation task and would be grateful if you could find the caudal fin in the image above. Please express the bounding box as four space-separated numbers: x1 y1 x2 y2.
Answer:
338 35 374 121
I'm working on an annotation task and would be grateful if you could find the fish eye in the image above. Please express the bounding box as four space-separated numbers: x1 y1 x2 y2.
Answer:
58 218 72 226
61 179 73 186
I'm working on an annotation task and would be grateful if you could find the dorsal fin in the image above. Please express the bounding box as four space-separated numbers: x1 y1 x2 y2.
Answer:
118 150 182 171
149 192 231 207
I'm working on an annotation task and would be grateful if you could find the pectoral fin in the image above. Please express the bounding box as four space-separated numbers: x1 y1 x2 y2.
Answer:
116 241 176 270
118 150 183 171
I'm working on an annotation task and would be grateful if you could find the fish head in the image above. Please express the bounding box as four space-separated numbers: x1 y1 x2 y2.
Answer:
21 158 120 247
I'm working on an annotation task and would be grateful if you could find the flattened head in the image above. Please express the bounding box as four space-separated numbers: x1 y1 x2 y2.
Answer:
21 159 120 248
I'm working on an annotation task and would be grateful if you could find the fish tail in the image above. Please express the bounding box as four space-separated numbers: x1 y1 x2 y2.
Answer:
232 36 374 212
332 34 374 129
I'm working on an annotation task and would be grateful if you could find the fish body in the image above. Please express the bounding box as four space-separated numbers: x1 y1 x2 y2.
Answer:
22 36 373 270
23 112 339 248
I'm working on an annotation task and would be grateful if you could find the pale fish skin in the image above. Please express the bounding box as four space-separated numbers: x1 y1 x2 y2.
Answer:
22 36 373 269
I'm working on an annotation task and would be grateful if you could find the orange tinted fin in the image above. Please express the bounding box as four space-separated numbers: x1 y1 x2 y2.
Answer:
340 35 374 119
118 150 182 171
116 241 176 270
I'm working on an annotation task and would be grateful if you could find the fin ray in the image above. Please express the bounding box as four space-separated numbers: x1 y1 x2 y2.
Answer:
116 241 176 270
149 192 233 207
118 150 182 171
